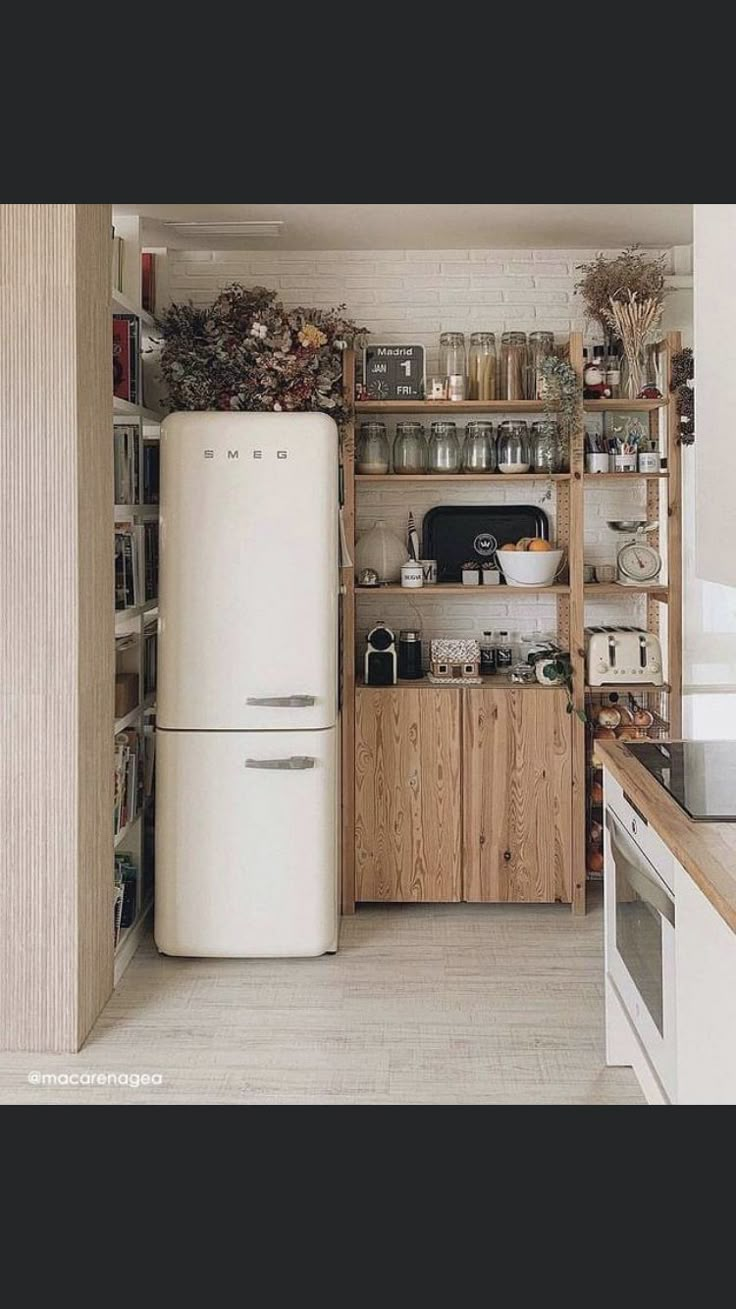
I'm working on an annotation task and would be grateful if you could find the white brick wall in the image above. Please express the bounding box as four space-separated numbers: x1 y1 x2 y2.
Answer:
165 245 669 652
166 246 674 374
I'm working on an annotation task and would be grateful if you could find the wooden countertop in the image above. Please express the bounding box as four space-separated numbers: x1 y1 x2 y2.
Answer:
597 740 736 935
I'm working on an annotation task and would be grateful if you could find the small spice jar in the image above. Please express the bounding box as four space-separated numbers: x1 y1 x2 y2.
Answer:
499 332 527 401
462 421 496 472
497 420 530 473
357 422 390 475
393 422 427 474
428 421 461 473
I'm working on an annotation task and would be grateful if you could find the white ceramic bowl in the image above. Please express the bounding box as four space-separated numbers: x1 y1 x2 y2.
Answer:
496 548 564 587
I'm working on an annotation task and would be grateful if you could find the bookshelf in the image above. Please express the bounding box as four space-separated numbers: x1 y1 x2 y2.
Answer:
111 226 162 985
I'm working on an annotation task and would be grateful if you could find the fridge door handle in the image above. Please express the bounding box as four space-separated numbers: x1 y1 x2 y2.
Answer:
245 756 316 771
246 695 316 708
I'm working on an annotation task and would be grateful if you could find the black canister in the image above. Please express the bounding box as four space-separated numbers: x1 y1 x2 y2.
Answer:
398 630 424 680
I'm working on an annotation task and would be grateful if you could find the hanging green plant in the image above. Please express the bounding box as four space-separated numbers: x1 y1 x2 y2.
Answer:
538 354 581 499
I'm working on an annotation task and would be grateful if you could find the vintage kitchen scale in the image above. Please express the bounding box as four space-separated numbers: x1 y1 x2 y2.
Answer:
607 519 663 586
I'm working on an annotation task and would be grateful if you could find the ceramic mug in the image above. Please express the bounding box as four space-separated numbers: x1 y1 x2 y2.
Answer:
586 453 609 474
401 562 423 589
419 558 438 585
638 451 661 473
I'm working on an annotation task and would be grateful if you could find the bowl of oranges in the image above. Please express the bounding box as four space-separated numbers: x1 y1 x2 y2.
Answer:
496 537 564 587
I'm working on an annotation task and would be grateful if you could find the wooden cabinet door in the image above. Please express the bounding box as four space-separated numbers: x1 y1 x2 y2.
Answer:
355 688 462 901
463 689 572 903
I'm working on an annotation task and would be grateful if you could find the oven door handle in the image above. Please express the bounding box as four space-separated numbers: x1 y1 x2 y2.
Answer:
606 810 675 925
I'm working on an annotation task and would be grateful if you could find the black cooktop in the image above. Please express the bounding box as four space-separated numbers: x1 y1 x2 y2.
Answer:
626 740 736 822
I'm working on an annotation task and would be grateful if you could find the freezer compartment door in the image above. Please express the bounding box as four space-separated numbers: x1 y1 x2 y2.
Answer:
158 412 338 731
155 727 338 957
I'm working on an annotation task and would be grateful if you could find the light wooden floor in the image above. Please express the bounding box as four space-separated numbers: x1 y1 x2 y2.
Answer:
0 887 643 1104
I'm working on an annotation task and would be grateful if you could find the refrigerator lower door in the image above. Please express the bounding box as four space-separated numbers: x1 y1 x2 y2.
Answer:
155 726 338 957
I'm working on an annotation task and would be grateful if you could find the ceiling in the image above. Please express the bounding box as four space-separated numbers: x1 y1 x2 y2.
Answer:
114 203 693 251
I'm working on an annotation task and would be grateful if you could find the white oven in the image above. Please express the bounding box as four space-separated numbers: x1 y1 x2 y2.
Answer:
604 787 676 1100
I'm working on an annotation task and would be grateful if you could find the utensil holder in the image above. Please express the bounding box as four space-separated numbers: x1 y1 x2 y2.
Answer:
586 454 609 474
614 454 638 473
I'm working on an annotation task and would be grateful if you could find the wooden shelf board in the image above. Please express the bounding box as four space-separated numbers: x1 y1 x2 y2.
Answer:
586 683 671 694
357 583 569 596
357 675 563 692
113 397 163 423
112 290 156 329
584 583 668 599
356 398 667 415
356 472 570 483
584 472 668 481
583 399 667 412
114 504 159 520
114 896 153 986
114 809 142 849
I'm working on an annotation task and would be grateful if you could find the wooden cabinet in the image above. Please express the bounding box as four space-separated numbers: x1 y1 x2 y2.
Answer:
355 685 572 904
463 689 572 903
355 687 462 901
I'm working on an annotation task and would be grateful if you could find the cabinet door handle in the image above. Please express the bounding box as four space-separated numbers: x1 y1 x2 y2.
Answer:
245 756 316 771
503 850 512 862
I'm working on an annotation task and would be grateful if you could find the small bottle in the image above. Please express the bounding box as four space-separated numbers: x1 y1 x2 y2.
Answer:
480 630 497 675
594 345 611 397
496 631 513 672
605 352 621 400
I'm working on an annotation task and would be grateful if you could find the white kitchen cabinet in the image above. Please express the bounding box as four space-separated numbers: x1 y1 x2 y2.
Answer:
675 860 736 1105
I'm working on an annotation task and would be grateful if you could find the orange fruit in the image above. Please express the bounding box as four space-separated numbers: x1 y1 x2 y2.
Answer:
516 537 534 551
529 539 553 552
499 542 517 551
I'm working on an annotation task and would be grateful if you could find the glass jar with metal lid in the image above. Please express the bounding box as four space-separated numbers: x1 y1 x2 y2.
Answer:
468 332 496 400
356 422 390 475
499 331 527 401
497 420 530 473
530 420 566 473
527 331 555 400
393 422 427 474
439 332 467 389
428 421 461 473
462 421 496 472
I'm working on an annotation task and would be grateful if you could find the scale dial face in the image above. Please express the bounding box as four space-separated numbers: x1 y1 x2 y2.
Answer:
617 541 662 583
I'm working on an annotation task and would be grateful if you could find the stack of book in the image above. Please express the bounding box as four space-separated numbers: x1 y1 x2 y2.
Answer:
143 440 160 504
114 852 139 940
143 522 159 602
114 728 141 838
114 524 140 611
113 425 140 504
112 313 141 405
143 621 157 697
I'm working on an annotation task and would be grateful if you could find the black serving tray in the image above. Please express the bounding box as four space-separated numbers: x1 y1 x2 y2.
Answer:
423 505 550 583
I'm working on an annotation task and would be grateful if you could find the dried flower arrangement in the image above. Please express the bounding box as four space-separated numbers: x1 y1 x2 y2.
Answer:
156 284 366 421
575 247 669 399
575 246 668 336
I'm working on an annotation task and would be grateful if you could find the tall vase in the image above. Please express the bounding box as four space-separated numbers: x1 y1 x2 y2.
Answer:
355 518 408 583
621 341 646 400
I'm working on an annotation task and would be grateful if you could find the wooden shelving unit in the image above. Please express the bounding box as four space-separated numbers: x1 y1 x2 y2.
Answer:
340 331 683 917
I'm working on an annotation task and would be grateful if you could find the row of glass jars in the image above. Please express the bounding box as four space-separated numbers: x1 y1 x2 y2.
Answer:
357 420 567 475
441 331 555 402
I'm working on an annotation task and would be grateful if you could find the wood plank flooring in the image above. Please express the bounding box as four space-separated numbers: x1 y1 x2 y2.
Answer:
0 888 643 1104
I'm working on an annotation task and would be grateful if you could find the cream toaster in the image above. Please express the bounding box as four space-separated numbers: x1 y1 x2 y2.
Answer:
586 626 663 686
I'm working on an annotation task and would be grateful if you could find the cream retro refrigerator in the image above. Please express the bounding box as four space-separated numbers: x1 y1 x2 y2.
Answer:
155 412 339 957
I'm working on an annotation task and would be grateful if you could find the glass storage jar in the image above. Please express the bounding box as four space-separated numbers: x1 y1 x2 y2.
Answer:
530 420 565 473
497 420 530 473
527 330 555 400
468 332 497 400
439 332 466 394
462 421 496 472
393 422 427 474
428 421 461 473
356 422 390 475
499 332 527 401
